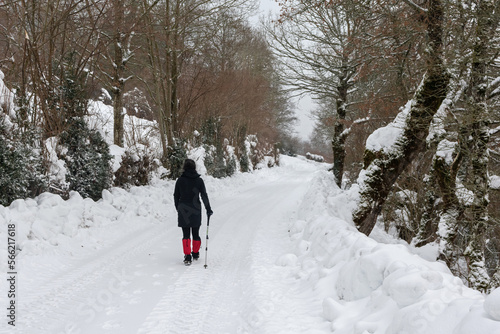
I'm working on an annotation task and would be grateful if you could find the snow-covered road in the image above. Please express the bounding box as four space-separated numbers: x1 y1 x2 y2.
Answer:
8 157 327 334
3 155 500 334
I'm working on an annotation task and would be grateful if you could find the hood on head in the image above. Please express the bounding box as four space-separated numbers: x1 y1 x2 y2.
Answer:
182 169 200 179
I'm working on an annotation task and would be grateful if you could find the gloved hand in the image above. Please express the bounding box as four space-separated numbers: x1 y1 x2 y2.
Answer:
207 209 213 217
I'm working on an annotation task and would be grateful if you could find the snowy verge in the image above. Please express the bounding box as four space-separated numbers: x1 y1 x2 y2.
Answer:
0 183 175 265
282 170 500 334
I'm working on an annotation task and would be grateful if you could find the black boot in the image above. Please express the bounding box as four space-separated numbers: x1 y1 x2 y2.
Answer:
192 252 199 260
184 254 192 265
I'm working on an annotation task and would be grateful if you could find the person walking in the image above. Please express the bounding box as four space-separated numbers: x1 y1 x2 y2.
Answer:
174 159 213 265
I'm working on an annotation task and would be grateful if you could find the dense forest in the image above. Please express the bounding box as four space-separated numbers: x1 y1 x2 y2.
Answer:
1 0 499 291
0 0 295 197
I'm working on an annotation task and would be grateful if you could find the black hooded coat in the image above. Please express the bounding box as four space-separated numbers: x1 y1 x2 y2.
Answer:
173 169 212 228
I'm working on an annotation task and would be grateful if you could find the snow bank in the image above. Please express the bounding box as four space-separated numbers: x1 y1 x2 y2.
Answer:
0 182 175 266
284 170 500 334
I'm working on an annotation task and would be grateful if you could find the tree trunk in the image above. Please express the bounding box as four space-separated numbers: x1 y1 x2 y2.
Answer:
414 173 439 247
112 0 125 147
170 0 181 139
164 0 175 149
331 75 348 188
142 0 172 164
432 142 463 264
353 0 450 236
461 0 495 292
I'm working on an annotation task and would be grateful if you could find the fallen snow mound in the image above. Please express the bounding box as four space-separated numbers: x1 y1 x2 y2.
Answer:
285 169 500 334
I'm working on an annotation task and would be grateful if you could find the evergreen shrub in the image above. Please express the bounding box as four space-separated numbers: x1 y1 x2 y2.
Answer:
0 117 46 206
59 117 112 200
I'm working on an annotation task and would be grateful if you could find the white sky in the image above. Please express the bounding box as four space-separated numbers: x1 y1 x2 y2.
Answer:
251 0 317 141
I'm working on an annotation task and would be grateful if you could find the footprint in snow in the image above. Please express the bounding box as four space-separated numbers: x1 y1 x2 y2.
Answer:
133 289 146 295
102 320 121 329
105 306 121 315
128 297 139 305
134 271 145 277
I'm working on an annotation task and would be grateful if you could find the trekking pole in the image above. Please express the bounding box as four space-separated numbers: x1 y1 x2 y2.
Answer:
204 215 211 269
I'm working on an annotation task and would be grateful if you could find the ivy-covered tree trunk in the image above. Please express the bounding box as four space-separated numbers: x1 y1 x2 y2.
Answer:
461 0 496 292
236 124 250 173
331 74 348 188
432 139 463 265
414 173 439 247
418 0 498 291
353 0 450 236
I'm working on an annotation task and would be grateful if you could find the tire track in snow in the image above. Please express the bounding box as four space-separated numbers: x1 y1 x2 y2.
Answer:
137 207 257 333
137 173 312 334
18 223 167 333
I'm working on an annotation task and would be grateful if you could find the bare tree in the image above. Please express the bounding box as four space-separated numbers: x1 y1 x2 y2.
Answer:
96 0 160 147
139 0 255 169
0 0 104 137
266 0 380 187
